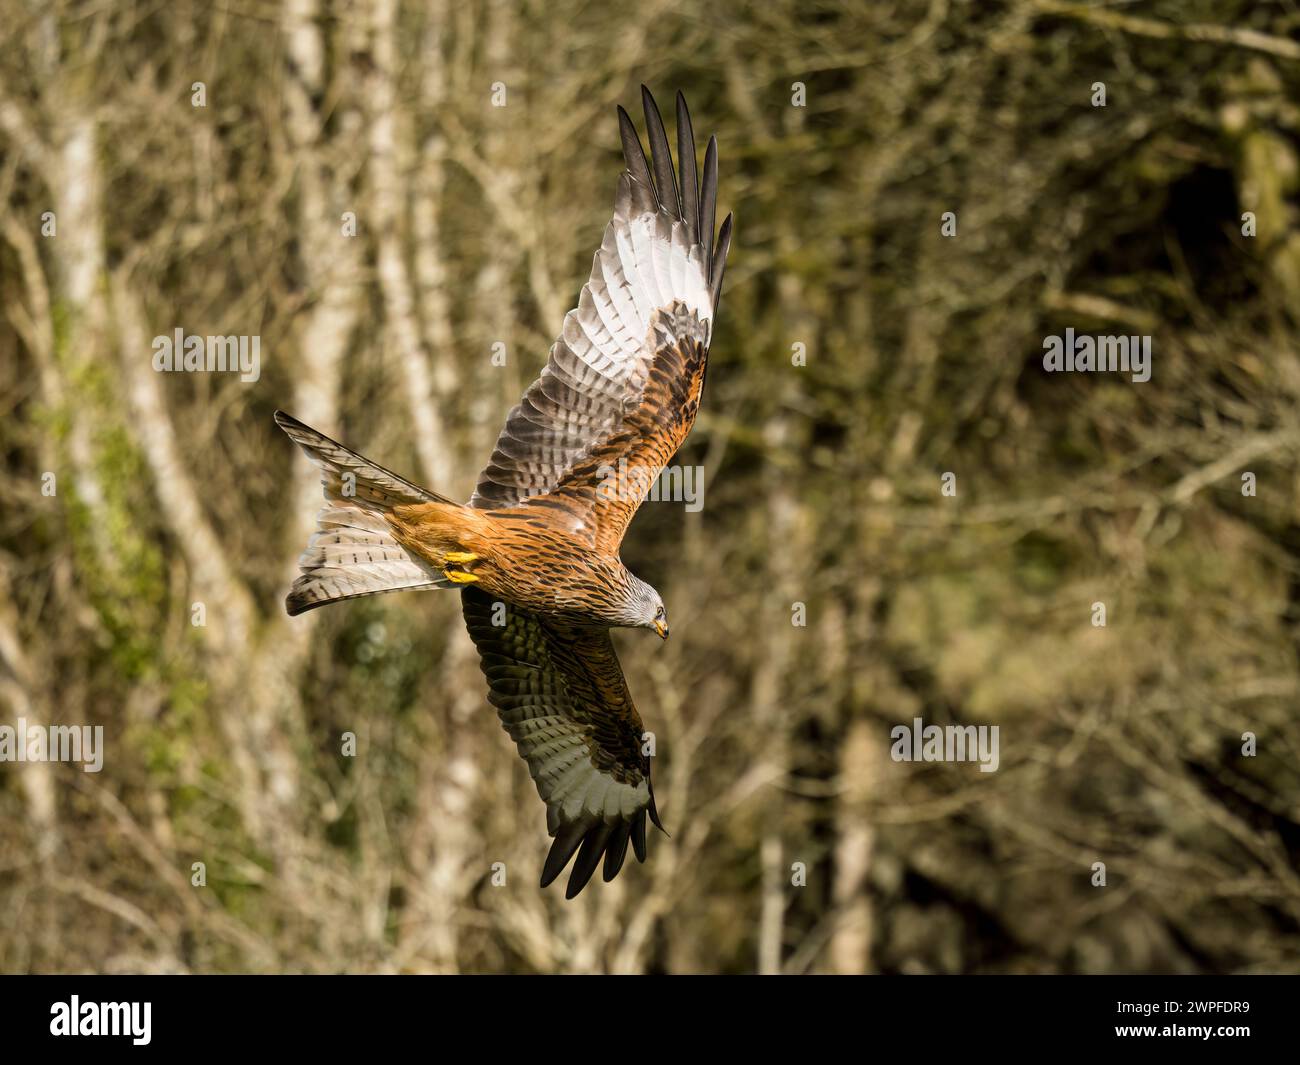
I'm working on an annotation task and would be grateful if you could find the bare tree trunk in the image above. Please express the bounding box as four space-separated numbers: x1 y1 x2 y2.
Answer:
752 427 803 974
0 564 58 853
368 0 452 490
829 720 879 974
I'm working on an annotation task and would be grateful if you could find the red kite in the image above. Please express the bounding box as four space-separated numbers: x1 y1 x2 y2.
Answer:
276 87 731 897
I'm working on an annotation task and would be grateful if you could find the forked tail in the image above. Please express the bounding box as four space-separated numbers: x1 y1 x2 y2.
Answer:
274 410 454 615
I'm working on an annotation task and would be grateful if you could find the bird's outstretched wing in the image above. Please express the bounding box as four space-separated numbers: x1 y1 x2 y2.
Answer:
470 87 732 553
461 89 729 895
461 588 661 898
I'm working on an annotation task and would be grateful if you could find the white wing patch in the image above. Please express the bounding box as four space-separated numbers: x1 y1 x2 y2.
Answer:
469 170 717 510
564 172 714 396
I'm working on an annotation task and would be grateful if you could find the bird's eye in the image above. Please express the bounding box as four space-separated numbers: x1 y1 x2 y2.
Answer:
655 607 664 619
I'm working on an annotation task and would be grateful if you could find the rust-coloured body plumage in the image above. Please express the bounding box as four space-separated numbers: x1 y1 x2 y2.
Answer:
386 499 637 625
274 87 731 898
385 325 708 626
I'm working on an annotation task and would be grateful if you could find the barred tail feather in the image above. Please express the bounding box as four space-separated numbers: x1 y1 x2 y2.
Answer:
274 410 453 615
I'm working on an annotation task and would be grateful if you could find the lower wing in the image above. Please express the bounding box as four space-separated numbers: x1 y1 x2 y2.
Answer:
460 587 662 898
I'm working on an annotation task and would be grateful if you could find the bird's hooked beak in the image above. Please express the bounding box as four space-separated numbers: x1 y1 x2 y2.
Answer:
654 618 669 640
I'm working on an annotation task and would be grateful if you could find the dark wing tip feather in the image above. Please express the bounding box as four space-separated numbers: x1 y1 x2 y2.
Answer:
541 818 590 889
640 85 681 220
710 212 733 311
675 91 699 245
623 91 729 311
284 592 320 617
647 785 667 835
602 822 633 882
543 815 647 898
631 810 648 863
274 409 322 449
543 775 661 896
700 135 719 273
617 104 654 193
566 822 614 899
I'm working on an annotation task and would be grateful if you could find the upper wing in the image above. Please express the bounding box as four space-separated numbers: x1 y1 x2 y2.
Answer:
470 86 732 549
461 587 661 898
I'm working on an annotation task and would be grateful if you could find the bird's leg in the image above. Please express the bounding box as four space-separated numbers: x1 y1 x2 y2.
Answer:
442 549 481 583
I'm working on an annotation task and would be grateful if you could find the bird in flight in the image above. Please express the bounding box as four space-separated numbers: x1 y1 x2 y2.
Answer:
275 87 731 898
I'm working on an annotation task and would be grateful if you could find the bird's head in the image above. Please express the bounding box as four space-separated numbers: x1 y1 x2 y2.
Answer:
626 574 669 639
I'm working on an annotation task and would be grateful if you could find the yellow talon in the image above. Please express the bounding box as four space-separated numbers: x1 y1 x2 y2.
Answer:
445 569 479 584
444 551 479 564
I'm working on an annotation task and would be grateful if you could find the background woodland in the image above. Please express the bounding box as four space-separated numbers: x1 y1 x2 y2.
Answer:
1 0 1299 973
